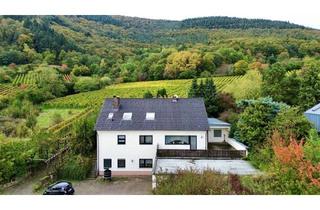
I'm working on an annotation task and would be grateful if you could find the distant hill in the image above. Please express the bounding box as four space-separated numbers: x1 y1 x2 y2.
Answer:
79 15 306 30
180 16 306 29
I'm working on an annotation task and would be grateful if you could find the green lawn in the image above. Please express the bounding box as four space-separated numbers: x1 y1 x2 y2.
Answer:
36 108 84 128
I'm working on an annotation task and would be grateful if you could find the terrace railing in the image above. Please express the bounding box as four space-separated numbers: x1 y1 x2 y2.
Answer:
156 149 246 159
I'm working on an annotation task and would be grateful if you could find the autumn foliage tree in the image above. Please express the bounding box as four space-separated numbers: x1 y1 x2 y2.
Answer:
271 131 320 190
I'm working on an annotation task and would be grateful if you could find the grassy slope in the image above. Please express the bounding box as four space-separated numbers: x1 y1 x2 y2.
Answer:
45 75 245 108
36 108 83 128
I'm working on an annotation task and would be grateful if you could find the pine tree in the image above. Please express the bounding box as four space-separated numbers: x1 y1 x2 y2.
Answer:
188 78 199 98
198 80 205 97
204 78 219 117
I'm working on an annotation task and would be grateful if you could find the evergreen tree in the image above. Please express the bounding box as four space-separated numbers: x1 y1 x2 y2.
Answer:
188 78 199 98
188 78 219 117
198 80 205 97
203 78 219 117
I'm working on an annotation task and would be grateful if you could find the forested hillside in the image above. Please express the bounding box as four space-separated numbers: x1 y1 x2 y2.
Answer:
1 15 319 83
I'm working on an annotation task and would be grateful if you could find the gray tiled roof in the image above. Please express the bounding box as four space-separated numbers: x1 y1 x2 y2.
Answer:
95 98 209 131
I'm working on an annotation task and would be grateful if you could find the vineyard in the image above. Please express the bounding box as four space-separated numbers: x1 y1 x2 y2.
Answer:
44 75 245 108
12 71 42 85
63 74 72 82
0 84 18 98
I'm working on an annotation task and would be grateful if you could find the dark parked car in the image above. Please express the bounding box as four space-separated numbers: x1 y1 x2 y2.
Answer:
43 181 75 195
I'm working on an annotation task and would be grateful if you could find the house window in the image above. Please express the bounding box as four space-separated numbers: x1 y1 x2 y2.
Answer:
214 129 222 137
139 135 153 144
104 159 112 169
117 135 126 144
117 159 126 168
165 136 196 145
139 159 153 168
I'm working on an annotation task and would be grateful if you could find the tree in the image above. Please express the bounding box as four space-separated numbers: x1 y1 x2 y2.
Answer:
72 65 92 76
74 77 100 93
188 78 199 98
262 62 301 106
201 52 216 73
217 93 236 114
203 78 219 117
143 91 154 98
0 50 27 65
188 78 219 117
298 60 320 111
164 51 202 79
270 107 311 140
233 60 249 75
71 115 96 156
156 88 168 98
37 71 67 97
235 97 289 148
262 63 287 102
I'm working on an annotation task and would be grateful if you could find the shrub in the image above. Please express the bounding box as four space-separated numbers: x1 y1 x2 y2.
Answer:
143 90 153 98
154 170 233 195
57 155 91 180
51 113 63 126
99 76 112 87
74 77 100 92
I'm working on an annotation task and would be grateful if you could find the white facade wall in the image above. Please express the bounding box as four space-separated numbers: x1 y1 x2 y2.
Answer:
97 130 207 175
208 127 230 143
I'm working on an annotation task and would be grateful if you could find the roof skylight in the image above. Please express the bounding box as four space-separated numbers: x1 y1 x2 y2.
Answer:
122 112 132 120
146 112 155 120
107 113 114 119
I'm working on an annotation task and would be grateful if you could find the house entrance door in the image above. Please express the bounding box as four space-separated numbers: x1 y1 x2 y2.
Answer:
190 136 197 150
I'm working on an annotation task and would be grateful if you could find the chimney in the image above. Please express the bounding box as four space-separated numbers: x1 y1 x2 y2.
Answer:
172 95 179 103
112 96 120 111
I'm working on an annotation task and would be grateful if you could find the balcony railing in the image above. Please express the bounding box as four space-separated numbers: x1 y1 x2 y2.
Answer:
156 149 246 159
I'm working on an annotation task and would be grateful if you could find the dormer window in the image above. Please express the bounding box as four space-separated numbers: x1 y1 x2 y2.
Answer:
122 112 132 120
146 112 155 120
107 113 114 120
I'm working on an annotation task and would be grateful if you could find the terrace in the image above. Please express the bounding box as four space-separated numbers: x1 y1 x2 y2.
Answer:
156 142 247 160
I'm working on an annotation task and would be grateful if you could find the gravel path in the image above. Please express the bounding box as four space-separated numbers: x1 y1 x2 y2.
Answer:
2 176 152 195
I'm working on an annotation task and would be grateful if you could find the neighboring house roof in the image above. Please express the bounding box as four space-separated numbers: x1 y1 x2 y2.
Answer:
95 98 209 131
208 118 231 127
305 103 320 115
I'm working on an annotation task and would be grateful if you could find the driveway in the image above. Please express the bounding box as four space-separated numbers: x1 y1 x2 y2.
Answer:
2 176 152 195
73 176 152 195
155 159 260 175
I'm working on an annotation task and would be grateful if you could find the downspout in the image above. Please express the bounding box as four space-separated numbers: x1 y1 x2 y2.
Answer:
96 131 99 176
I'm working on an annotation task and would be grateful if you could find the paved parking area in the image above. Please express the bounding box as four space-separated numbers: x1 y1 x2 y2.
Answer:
73 176 152 195
3 176 152 195
155 159 260 175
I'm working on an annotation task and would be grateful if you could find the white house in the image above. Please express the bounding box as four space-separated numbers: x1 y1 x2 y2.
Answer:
95 97 247 176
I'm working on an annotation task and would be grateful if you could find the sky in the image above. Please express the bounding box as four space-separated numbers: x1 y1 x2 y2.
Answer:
1 0 319 29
